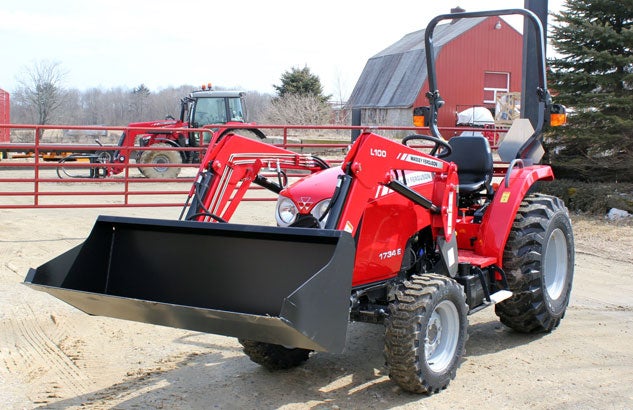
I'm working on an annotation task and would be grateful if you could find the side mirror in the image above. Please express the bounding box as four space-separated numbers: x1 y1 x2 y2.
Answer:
413 106 430 127
549 104 567 127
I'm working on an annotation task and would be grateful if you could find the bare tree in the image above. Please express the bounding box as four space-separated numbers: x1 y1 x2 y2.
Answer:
244 91 273 122
59 89 82 124
150 85 196 121
103 87 131 125
331 69 350 126
8 81 277 127
129 84 150 120
14 60 69 125
81 88 105 125
262 94 331 125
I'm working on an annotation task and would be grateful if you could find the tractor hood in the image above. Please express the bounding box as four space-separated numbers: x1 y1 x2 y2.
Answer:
281 166 343 215
127 119 184 129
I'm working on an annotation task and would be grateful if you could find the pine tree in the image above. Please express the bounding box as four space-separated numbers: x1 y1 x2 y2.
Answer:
273 66 330 103
546 0 633 182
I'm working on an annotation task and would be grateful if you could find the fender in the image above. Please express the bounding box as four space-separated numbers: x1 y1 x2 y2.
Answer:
142 135 181 147
216 126 267 142
144 137 187 163
475 164 554 266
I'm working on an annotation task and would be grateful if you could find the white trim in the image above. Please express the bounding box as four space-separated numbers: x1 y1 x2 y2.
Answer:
483 71 510 104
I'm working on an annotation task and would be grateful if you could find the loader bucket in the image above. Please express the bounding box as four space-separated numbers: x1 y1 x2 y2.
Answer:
25 216 356 353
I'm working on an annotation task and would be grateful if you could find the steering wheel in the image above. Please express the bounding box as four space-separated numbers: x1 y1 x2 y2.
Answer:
401 134 452 158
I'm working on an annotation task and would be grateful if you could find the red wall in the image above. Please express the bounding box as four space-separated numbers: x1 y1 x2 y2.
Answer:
415 17 523 128
0 89 9 143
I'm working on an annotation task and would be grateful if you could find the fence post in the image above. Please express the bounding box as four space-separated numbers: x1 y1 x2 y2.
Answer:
33 126 40 206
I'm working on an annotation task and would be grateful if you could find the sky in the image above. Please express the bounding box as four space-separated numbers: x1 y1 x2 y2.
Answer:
0 0 566 100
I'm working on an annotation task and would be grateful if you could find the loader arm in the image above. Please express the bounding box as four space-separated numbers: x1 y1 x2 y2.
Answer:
325 132 458 242
184 134 328 222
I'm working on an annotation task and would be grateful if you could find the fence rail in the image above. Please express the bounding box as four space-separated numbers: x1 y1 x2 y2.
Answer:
0 123 506 209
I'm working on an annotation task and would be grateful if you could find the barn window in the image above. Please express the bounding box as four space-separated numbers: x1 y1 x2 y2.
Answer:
483 72 510 104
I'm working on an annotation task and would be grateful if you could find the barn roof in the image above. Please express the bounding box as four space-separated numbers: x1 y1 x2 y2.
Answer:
348 16 487 109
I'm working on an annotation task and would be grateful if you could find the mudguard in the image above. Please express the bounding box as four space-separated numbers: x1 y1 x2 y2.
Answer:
475 165 554 264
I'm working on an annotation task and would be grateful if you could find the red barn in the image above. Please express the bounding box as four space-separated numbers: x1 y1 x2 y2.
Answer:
0 88 9 143
348 15 522 131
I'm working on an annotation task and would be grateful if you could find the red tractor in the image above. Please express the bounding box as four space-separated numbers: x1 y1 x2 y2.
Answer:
57 86 265 179
26 9 574 394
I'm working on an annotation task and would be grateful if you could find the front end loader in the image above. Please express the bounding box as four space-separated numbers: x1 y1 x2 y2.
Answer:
25 9 574 394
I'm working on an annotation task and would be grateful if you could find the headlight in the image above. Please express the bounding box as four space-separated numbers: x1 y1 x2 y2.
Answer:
311 199 331 228
276 197 298 226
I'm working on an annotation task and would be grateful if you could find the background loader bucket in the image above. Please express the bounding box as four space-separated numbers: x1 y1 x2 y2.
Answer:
25 216 356 353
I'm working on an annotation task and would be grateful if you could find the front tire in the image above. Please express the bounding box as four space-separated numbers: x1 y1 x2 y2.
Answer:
384 274 468 394
495 194 574 333
138 143 181 178
239 340 311 370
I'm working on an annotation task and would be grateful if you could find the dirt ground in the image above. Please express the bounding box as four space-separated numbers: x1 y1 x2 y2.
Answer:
1 200 633 409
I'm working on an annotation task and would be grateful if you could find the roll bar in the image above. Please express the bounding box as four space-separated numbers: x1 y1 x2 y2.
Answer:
423 9 551 160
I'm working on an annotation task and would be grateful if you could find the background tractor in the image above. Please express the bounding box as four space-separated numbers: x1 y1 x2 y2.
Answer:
26 9 574 394
57 85 266 179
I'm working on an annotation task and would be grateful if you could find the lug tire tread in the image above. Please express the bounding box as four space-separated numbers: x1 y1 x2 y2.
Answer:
384 274 468 394
495 193 574 333
239 339 311 371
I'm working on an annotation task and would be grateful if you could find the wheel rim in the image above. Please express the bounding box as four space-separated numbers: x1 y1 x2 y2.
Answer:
97 152 112 163
153 155 169 173
424 300 459 373
543 228 568 301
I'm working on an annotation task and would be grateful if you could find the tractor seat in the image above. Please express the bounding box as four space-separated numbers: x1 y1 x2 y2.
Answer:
443 135 494 196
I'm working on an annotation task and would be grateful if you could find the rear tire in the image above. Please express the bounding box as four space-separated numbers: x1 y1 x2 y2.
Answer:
384 274 468 394
495 194 574 332
138 143 181 178
239 339 311 370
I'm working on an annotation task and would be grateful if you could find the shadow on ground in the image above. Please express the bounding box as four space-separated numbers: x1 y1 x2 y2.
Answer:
38 316 547 409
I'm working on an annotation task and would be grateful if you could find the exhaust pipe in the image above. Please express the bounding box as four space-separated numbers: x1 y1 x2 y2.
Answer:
25 216 356 352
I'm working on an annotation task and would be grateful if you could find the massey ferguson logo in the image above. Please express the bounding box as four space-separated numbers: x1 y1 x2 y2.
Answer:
298 197 313 212
399 154 443 169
